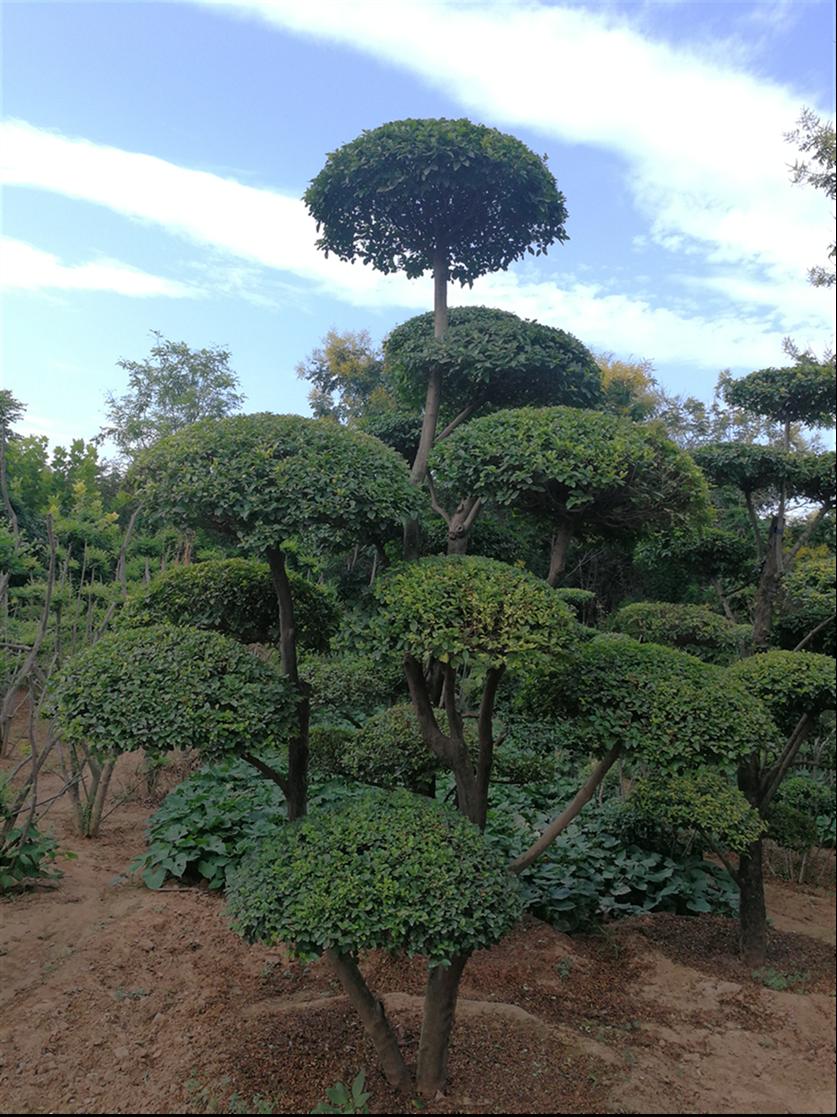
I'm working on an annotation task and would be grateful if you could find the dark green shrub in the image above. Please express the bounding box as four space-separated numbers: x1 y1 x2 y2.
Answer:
767 802 819 853
228 790 523 966
728 649 836 736
342 704 441 792
0 821 65 892
302 652 405 725
51 624 296 762
774 773 835 847
119 558 338 651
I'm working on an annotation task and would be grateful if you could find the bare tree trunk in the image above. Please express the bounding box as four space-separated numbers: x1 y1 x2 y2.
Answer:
416 954 469 1099
265 546 309 821
326 950 413 1094
546 523 573 587
737 756 767 966
405 248 449 560
752 516 782 652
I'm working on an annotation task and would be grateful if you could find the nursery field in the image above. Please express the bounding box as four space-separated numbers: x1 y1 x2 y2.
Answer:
1 755 835 1116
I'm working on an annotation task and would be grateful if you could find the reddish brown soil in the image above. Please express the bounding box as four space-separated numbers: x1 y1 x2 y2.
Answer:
1 758 835 1115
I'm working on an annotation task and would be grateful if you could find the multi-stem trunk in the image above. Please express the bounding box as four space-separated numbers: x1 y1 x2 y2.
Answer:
416 954 470 1098
404 248 449 560
265 545 310 821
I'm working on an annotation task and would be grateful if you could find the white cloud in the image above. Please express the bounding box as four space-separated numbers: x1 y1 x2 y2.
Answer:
0 236 196 298
0 118 830 376
192 0 834 297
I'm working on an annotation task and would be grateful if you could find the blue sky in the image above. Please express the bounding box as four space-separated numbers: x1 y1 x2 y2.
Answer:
1 0 835 450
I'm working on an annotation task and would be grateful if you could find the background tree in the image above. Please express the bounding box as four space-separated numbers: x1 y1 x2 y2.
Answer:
295 328 390 421
130 413 416 819
101 331 244 460
727 649 836 964
786 107 836 287
304 116 569 557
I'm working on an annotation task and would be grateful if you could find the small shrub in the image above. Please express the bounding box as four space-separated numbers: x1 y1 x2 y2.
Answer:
311 1071 371 1115
0 821 66 892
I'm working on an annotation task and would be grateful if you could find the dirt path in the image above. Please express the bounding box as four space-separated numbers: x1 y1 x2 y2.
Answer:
1 765 835 1114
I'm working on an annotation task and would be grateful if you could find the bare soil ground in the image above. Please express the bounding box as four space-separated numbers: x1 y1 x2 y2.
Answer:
1 757 835 1115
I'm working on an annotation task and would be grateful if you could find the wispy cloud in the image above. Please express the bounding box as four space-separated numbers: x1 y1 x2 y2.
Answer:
0 118 831 375
1 236 197 299
193 0 834 296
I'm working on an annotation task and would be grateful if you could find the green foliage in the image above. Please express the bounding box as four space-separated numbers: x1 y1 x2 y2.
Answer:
723 362 836 427
627 771 765 854
355 410 422 467
131 758 287 890
0 821 64 892
341 704 440 792
227 790 523 966
51 625 296 761
610 601 749 664
119 558 338 651
692 442 835 502
311 1072 371 1115
728 649 836 736
374 555 577 667
766 802 819 853
130 413 416 556
517 634 780 768
430 406 709 540
385 307 601 417
775 551 836 655
302 652 405 725
304 117 568 284
751 966 811 991
633 525 754 601
775 773 836 845
551 587 596 620
484 790 739 930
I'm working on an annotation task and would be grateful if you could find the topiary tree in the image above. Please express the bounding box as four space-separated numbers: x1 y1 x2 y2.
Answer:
375 555 578 827
304 117 569 554
227 790 523 1098
774 549 836 655
119 557 338 651
512 633 780 873
430 406 709 577
693 357 836 650
341 704 442 794
609 601 750 664
129 413 416 819
386 307 601 427
50 625 297 796
727 649 836 963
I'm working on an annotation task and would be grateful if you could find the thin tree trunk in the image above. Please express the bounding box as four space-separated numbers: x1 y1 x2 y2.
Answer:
405 248 449 559
265 546 309 820
737 756 768 966
475 667 504 829
325 950 413 1094
752 516 782 652
416 953 469 1099
546 522 573 587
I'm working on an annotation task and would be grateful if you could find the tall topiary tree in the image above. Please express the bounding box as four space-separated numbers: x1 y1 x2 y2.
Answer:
694 358 836 650
228 791 523 1099
374 555 578 827
430 407 709 577
129 413 416 818
304 117 569 555
728 649 836 964
609 602 750 664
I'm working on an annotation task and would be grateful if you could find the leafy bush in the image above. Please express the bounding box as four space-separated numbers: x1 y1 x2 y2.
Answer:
228 790 523 966
0 821 64 892
119 558 338 651
341 704 440 792
609 601 749 664
775 772 836 846
51 624 296 762
302 652 405 726
484 788 738 931
131 759 287 890
375 555 577 667
767 802 820 854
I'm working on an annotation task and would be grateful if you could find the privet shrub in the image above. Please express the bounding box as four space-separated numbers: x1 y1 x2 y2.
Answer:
119 558 338 651
728 649 836 735
609 601 749 664
302 652 405 725
228 791 523 966
51 625 296 761
342 704 441 792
